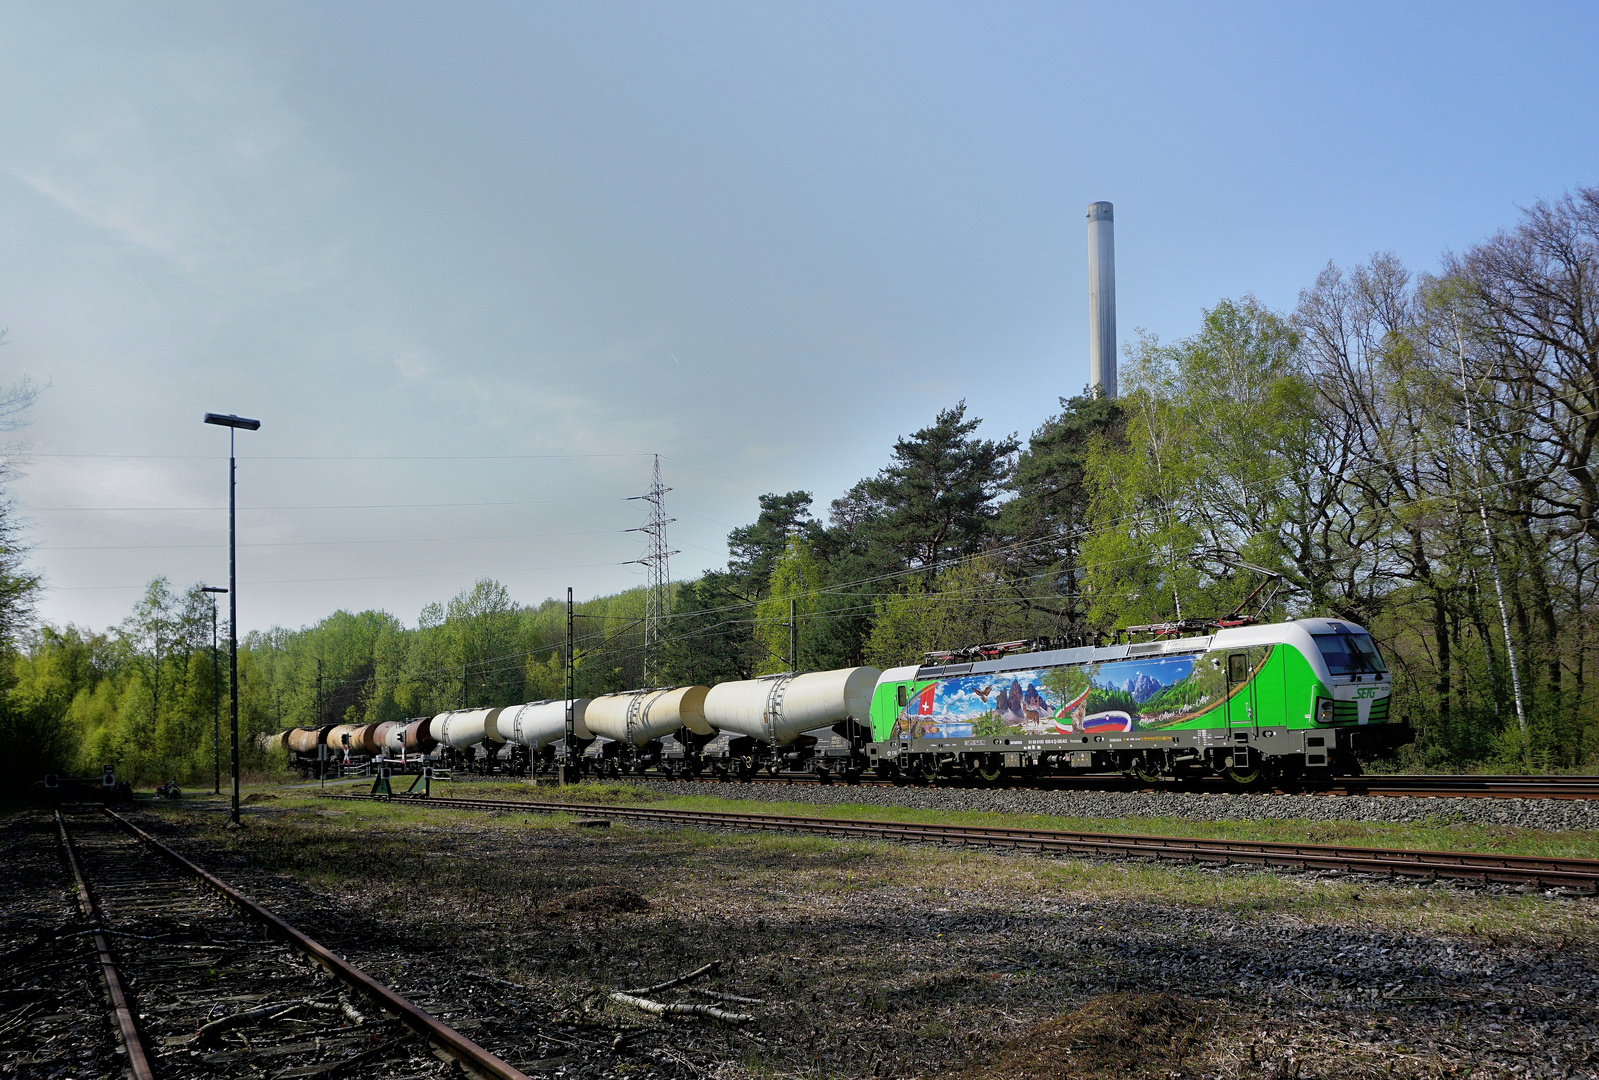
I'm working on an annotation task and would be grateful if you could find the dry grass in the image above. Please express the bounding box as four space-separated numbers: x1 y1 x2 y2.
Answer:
121 785 1599 1079
967 993 1226 1080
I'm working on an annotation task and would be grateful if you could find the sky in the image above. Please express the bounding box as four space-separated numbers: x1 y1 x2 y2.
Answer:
3 1 1596 636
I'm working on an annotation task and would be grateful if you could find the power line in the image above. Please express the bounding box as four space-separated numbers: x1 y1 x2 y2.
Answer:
38 528 630 552
27 498 630 512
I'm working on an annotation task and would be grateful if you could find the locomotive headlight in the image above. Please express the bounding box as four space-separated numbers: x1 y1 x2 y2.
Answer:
1316 698 1334 724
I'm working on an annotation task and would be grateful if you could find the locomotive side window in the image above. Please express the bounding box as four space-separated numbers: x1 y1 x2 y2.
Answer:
1313 632 1388 675
897 685 908 707
1227 654 1247 682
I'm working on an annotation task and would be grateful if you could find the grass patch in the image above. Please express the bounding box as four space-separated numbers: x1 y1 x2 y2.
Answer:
139 781 1599 952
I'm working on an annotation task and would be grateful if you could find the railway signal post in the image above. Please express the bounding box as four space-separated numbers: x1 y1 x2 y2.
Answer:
203 411 261 828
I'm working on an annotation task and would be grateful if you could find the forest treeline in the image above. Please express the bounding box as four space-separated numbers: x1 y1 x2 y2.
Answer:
5 185 1598 783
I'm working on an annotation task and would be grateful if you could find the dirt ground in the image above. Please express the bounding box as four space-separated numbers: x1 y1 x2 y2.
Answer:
7 791 1599 1079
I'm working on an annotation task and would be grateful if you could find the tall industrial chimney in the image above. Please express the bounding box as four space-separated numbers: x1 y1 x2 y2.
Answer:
1087 201 1116 398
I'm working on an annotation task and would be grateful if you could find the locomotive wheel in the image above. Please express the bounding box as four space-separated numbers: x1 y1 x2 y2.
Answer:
1225 765 1264 786
1133 762 1164 784
976 761 1003 783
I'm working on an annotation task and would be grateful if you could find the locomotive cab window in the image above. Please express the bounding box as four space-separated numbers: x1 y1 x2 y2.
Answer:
897 686 908 707
1312 632 1388 675
1227 654 1247 682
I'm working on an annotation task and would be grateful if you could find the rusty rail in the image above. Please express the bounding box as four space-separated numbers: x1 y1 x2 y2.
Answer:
97 806 532 1080
324 793 1599 894
53 809 156 1080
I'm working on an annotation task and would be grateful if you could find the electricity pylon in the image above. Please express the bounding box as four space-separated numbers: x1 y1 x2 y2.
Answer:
626 455 678 683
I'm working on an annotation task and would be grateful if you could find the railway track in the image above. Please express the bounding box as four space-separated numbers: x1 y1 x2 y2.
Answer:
53 804 534 1080
324 793 1599 894
534 770 1599 800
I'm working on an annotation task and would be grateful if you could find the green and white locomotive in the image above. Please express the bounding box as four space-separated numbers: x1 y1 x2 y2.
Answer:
863 618 1407 783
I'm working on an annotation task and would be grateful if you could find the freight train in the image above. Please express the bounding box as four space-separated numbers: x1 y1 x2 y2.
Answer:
261 618 1409 785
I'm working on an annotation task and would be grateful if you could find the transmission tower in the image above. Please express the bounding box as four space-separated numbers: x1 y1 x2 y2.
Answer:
627 455 678 682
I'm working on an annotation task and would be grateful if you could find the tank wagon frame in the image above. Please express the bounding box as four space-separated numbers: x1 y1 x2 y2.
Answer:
262 618 1409 786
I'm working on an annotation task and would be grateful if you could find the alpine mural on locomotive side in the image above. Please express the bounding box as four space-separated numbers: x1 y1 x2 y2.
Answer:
890 648 1266 739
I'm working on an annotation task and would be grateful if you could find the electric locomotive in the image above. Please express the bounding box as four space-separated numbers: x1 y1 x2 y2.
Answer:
865 617 1406 784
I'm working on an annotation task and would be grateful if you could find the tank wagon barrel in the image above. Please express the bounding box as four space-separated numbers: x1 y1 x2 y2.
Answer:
431 708 505 750
586 687 710 746
704 668 878 746
375 721 404 755
402 718 438 754
498 699 593 748
324 723 361 752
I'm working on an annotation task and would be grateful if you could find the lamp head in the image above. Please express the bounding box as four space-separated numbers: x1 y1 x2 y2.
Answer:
203 413 261 431
200 586 228 594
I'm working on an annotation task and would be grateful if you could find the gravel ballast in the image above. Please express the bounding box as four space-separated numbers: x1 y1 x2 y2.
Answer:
635 778 1599 831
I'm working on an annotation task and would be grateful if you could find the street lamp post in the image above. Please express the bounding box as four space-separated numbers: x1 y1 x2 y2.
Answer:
200 586 227 795
203 412 260 828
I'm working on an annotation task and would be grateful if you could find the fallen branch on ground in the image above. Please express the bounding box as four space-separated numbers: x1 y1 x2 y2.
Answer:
620 960 721 996
338 993 367 1026
687 988 766 1005
197 999 342 1045
608 991 753 1025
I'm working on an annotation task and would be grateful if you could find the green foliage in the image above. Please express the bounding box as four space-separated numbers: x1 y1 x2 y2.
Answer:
834 402 1018 573
1080 298 1309 629
753 536 822 674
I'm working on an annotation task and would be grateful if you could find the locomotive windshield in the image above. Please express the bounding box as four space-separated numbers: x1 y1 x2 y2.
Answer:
1312 632 1388 675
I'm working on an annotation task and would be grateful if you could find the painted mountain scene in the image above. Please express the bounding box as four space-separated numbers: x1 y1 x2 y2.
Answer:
891 652 1231 739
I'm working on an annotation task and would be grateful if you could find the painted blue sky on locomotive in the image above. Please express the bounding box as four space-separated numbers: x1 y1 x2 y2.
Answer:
894 654 1203 738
